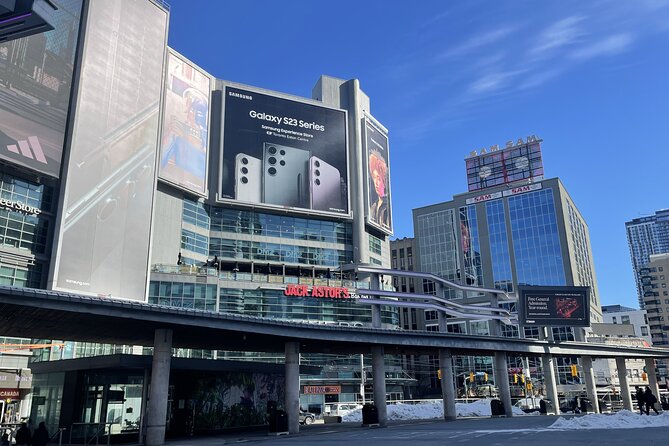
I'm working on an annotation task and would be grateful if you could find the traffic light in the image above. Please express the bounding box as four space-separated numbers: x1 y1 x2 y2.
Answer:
469 372 475 382
513 374 518 384
526 382 533 391
642 372 648 380
437 369 442 380
483 373 488 382
570 364 578 377
520 374 526 384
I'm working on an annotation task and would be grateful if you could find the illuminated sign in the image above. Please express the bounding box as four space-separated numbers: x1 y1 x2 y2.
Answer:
0 389 20 399
303 385 341 395
0 198 41 216
284 285 351 299
467 135 541 159
518 286 591 327
464 183 543 205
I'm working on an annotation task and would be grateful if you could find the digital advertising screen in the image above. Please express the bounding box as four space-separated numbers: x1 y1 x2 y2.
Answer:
0 0 83 178
52 0 168 301
363 116 392 234
158 51 211 196
518 286 591 327
219 85 349 216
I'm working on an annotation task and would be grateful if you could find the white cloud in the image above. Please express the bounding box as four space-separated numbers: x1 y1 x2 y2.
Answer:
569 33 635 60
439 26 517 59
469 70 525 94
530 15 586 57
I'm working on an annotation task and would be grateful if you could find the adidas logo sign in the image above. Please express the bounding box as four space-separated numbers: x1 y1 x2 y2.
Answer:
5 136 47 164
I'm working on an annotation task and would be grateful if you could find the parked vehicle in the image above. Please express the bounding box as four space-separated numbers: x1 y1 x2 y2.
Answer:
299 409 315 425
324 403 362 417
514 396 545 413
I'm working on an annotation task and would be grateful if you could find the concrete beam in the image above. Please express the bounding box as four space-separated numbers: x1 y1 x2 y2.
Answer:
372 345 387 426
494 351 513 417
439 349 456 421
581 356 599 413
616 357 633 411
285 342 300 434
145 329 172 446
646 358 660 399
541 354 559 415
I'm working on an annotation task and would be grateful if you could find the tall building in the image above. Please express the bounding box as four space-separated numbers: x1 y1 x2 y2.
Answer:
0 0 401 435
412 138 603 390
626 209 669 308
640 254 669 346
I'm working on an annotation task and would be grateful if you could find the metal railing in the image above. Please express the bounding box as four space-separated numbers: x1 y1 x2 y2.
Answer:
69 422 112 445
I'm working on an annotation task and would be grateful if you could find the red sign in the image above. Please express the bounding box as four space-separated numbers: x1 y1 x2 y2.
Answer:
0 389 20 399
284 285 350 299
303 385 341 395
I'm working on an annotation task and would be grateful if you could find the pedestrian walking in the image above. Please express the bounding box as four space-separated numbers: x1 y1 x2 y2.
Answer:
31 422 48 446
644 386 659 415
635 386 645 415
15 423 30 446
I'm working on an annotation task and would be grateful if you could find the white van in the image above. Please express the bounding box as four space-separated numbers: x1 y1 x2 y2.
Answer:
324 403 362 417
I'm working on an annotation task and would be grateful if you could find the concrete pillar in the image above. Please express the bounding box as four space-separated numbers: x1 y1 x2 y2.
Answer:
285 342 300 434
437 311 447 333
580 356 599 413
439 349 456 421
494 351 513 417
372 345 387 426
645 358 660 398
541 354 559 415
145 329 173 446
616 357 633 411
372 305 382 328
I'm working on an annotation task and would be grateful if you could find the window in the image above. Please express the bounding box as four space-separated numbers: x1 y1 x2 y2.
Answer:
369 234 383 256
612 316 617 324
621 315 630 324
641 326 649 336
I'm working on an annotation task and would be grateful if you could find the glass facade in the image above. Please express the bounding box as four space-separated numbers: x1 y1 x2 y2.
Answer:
486 199 513 292
415 209 460 298
508 188 566 286
148 281 217 311
459 205 483 286
567 201 599 317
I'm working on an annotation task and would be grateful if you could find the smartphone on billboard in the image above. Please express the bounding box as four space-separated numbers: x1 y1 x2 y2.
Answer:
235 153 262 203
309 156 342 212
262 143 310 208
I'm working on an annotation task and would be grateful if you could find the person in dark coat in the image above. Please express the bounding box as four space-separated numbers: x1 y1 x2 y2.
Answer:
15 423 30 446
644 386 659 415
31 422 48 446
635 386 645 415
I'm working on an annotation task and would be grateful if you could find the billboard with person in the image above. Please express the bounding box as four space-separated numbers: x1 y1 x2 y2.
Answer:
158 51 212 195
0 0 83 178
518 286 591 327
363 116 392 234
219 85 349 216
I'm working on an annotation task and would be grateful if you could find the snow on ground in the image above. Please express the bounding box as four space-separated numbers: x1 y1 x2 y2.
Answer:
549 410 669 430
339 400 669 430
341 399 527 423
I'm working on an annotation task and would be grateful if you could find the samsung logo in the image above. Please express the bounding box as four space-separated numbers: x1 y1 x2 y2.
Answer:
229 91 252 100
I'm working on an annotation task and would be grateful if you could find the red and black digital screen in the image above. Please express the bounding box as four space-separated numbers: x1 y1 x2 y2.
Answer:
518 286 590 327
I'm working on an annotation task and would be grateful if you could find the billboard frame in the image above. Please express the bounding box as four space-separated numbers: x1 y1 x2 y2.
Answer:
156 48 213 198
216 80 352 220
517 285 591 328
363 113 393 235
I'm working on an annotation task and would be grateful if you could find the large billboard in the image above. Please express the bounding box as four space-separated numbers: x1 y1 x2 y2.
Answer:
465 137 544 192
219 86 349 216
363 116 392 234
518 286 591 327
0 0 83 177
51 0 168 301
158 51 211 195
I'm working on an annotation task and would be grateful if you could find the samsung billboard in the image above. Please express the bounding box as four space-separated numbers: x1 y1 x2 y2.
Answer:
0 0 83 178
363 116 392 234
219 85 349 216
518 286 591 327
158 50 211 196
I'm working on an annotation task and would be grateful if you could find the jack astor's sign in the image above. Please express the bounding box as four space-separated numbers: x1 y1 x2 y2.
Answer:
284 284 351 299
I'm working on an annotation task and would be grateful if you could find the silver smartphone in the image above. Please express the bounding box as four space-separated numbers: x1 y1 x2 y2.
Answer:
262 143 310 208
309 156 342 212
235 153 262 203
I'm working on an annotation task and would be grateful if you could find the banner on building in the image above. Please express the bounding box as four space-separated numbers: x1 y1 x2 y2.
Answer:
518 286 591 327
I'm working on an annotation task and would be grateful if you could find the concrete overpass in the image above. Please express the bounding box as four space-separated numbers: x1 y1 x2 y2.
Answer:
0 285 667 444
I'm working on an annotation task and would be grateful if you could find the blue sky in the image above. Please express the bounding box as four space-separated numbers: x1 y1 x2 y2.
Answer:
167 0 669 309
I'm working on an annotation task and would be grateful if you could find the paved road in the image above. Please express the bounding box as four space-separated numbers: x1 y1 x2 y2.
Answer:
163 415 669 446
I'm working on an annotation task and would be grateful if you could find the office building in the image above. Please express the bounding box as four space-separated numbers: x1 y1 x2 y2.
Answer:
601 305 651 345
626 209 669 308
412 139 603 390
640 254 669 346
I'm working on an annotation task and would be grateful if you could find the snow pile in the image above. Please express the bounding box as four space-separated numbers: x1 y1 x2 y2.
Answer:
549 410 669 430
341 399 527 422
